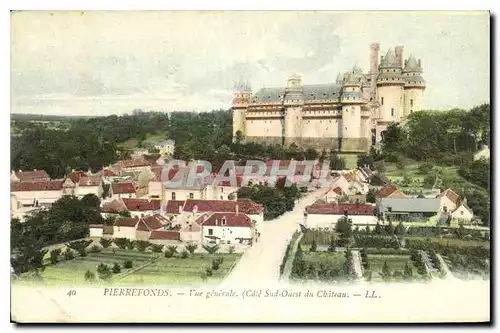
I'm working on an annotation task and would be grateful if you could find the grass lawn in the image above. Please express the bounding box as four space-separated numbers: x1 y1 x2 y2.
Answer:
117 253 241 286
118 133 168 150
367 254 415 282
300 251 346 267
21 249 155 286
404 236 490 249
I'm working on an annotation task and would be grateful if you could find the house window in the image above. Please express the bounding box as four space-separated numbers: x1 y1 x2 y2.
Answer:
381 97 384 105
222 217 227 225
460 211 464 216
387 207 392 212
189 193 194 199
220 195 224 200
391 108 395 117
171 192 176 200
208 229 213 236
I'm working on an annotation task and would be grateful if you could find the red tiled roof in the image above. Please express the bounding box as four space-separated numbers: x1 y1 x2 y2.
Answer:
118 159 152 169
115 217 139 227
151 166 164 181
101 199 127 213
183 199 263 215
13 170 50 182
78 176 101 187
122 198 161 211
200 212 253 227
136 220 151 231
165 200 186 214
111 182 136 194
101 168 118 177
343 173 357 182
150 230 181 240
236 198 265 214
375 184 398 198
439 189 460 205
142 214 169 230
180 221 201 232
305 203 374 215
68 171 88 183
89 224 104 228
11 180 64 192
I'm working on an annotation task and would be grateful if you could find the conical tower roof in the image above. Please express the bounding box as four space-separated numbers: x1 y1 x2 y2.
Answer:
403 55 423 73
379 48 400 69
336 72 343 84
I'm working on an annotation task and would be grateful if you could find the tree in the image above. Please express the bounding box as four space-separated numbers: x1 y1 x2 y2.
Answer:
366 189 377 203
64 248 74 260
99 238 112 249
112 263 121 274
329 150 346 170
135 240 151 252
336 217 353 239
381 261 391 280
185 243 198 254
403 262 413 280
66 240 92 257
381 122 406 154
211 257 224 270
49 248 62 265
180 250 189 259
395 222 405 236
304 148 318 160
123 260 133 269
343 250 357 280
126 240 136 250
113 238 129 249
384 220 395 235
167 245 178 254
81 193 101 208
84 270 96 282
97 263 112 281
118 211 132 217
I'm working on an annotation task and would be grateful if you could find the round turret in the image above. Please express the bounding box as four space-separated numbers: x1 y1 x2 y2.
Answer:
376 48 405 123
402 55 426 118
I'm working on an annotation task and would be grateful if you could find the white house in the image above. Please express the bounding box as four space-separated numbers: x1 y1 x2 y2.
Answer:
11 180 65 207
200 212 254 245
451 199 474 223
75 176 103 198
180 221 202 243
149 230 181 245
117 158 152 175
304 203 377 229
10 193 44 221
109 182 137 199
113 214 168 240
438 188 461 213
89 224 104 237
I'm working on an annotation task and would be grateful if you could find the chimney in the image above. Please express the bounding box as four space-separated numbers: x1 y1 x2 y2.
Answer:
235 204 239 216
178 205 183 213
395 45 404 67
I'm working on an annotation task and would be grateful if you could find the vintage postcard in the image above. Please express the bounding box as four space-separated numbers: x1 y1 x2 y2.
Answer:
10 10 490 323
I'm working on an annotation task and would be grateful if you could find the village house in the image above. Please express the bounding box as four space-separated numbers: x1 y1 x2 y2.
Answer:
149 230 181 245
121 198 161 217
131 148 149 160
356 167 374 183
10 193 44 221
304 203 377 229
450 198 474 224
200 212 255 245
113 214 170 240
11 179 66 207
376 197 442 222
323 186 345 203
67 170 88 184
438 188 461 213
109 182 137 199
100 199 128 218
179 220 202 243
89 224 104 238
117 158 152 175
11 169 50 182
375 183 408 199
136 165 164 199
75 176 103 198
96 167 121 184
150 139 175 156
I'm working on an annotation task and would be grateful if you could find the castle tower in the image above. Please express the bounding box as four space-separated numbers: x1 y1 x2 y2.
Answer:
376 47 405 140
402 55 426 119
340 68 365 152
231 79 252 141
283 73 304 147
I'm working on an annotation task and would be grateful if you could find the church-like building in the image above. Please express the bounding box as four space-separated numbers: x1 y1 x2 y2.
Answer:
232 42 426 152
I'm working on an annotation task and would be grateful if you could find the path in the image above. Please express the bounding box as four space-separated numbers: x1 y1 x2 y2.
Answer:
280 233 304 283
220 189 327 287
351 250 364 279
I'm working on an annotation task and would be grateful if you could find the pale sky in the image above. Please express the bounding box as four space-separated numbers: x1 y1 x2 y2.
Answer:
11 11 490 116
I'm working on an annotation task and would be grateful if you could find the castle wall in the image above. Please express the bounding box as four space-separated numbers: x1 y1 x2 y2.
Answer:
284 106 303 142
245 118 282 138
342 105 362 138
377 85 403 123
232 108 246 136
301 117 341 138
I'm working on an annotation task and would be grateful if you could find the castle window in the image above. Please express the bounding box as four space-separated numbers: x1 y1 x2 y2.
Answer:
410 99 414 107
391 108 395 117
381 97 384 105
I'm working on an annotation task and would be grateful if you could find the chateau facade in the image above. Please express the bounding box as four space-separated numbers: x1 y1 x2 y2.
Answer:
232 43 426 152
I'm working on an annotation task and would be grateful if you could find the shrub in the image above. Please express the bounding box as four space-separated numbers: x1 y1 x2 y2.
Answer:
99 238 112 249
228 245 235 254
202 244 219 254
185 243 198 254
113 238 129 249
418 162 434 175
180 250 189 259
164 250 174 258
84 270 95 281
135 240 151 252
211 257 224 270
167 245 178 254
50 248 62 265
150 244 164 253
200 273 207 281
123 260 133 269
112 263 121 274
126 240 136 250
89 245 101 253
64 248 74 260
78 249 87 257
310 239 317 252
205 267 213 277
97 263 112 281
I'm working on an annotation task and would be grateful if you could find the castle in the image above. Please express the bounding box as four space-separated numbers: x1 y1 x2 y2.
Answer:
232 43 426 152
